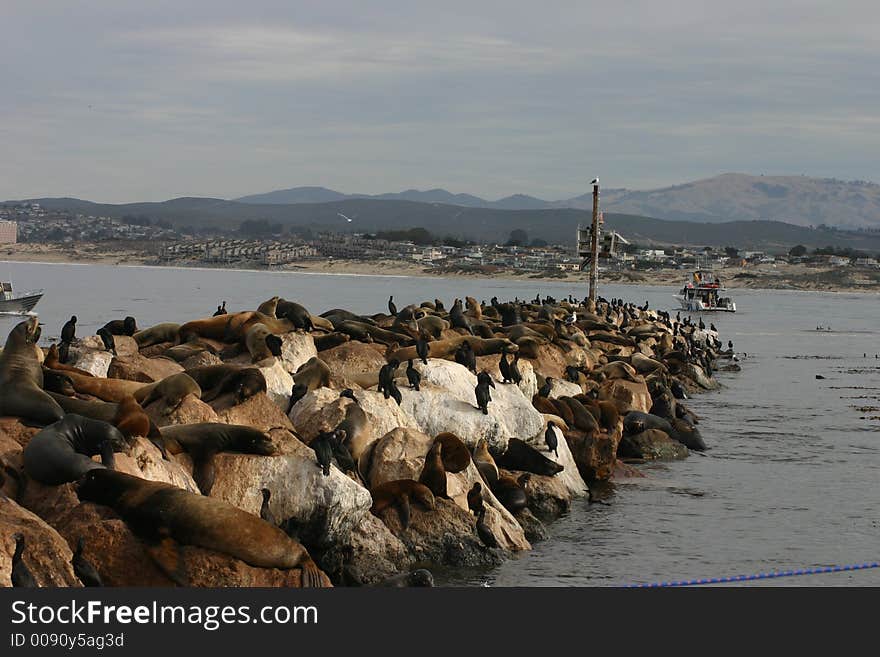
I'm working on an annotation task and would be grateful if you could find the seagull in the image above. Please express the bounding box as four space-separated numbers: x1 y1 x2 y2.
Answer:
337 212 353 222
590 177 599 185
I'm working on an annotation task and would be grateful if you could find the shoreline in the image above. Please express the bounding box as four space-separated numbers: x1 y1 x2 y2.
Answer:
3 243 880 295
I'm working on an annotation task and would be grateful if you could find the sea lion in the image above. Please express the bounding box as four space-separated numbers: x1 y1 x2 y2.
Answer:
370 479 436 530
313 332 350 351
491 475 528 514
558 396 600 433
161 342 216 363
47 368 143 402
134 373 202 412
101 316 138 336
467 482 485 516
42 369 77 396
495 438 563 476
113 395 152 439
44 344 94 377
336 393 370 460
293 357 331 392
286 383 309 415
376 569 435 587
417 314 448 339
23 414 130 485
433 432 471 473
472 439 499 486
389 336 516 363
245 323 283 364
274 299 313 332
418 440 449 499
185 365 266 404
76 469 328 586
337 320 410 346
623 411 704 450
449 299 473 334
133 323 181 348
257 296 280 318
158 423 276 494
0 318 65 425
178 312 255 343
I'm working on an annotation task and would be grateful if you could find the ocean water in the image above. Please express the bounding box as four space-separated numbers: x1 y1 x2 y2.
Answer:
2 260 879 586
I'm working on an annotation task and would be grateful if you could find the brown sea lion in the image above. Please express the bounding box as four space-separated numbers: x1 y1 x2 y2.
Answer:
370 479 436 530
417 314 448 339
418 440 449 499
0 318 65 425
433 432 472 473
184 365 266 404
337 321 411 346
134 373 202 412
43 344 95 377
389 335 516 363
178 313 256 343
293 357 331 392
158 423 276 494
49 369 143 402
531 395 560 417
113 396 152 439
472 438 499 487
245 323 282 364
559 396 600 433
133 323 181 348
337 395 370 460
256 296 280 318
465 296 482 320
76 469 328 587
161 342 216 363
314 332 350 351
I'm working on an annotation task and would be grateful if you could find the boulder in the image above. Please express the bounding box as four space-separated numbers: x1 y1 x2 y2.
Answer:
318 341 388 389
684 363 718 390
599 378 652 414
69 349 113 378
256 359 295 409
564 429 618 482
145 393 219 428
210 429 371 548
216 393 294 433
113 437 201 492
279 332 318 374
1 496 80 587
363 427 530 552
548 378 583 399
180 351 223 370
108 353 183 383
398 359 544 454
618 428 689 460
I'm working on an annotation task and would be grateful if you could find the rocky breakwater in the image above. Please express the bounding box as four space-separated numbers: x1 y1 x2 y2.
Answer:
0 292 735 587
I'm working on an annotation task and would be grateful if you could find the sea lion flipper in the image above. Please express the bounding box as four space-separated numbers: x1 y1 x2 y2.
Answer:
192 456 216 495
301 558 326 588
100 440 116 470
395 494 411 529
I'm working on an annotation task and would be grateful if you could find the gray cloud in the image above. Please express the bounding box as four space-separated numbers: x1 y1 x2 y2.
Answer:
2 0 879 202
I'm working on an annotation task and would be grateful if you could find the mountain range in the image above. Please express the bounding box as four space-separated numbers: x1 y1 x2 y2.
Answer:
236 173 880 230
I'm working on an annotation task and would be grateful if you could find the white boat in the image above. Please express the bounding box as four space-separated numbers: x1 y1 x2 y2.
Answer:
673 270 736 312
0 281 43 314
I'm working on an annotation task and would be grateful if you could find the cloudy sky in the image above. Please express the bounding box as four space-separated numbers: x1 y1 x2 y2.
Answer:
2 1 879 202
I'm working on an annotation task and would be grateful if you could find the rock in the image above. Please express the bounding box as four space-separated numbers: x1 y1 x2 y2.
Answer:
548 378 583 399
0 418 38 454
289 387 416 449
181 351 223 369
279 332 318 374
398 359 543 454
216 393 294 433
108 353 184 383
249 359 295 409
1 496 80 587
513 507 549 543
113 437 201 492
685 363 719 389
599 378 652 414
318 341 388 389
363 427 530 552
564 429 618 482
618 428 689 460
145 393 219 428
210 429 371 548
69 349 113 378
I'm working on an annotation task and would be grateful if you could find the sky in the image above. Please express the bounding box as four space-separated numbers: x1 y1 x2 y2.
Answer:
2 0 880 203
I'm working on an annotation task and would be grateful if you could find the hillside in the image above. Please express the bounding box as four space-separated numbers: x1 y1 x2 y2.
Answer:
235 173 880 229
12 196 880 253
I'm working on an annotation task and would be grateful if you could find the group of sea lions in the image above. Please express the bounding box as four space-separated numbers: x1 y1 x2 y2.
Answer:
1 288 730 588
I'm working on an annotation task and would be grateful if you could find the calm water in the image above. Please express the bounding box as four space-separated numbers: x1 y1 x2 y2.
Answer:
2 260 879 586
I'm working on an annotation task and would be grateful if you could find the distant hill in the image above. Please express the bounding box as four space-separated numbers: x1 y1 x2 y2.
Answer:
12 196 880 253
236 173 880 229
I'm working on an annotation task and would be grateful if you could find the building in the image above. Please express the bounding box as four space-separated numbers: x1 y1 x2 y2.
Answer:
0 221 17 244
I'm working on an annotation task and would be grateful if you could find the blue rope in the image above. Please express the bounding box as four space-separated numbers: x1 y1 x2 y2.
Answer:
623 561 880 588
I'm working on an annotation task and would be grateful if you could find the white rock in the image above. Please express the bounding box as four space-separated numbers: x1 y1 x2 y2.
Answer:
516 359 538 400
113 437 200 493
398 359 544 453
549 378 582 399
70 349 113 377
279 332 318 374
257 359 294 409
210 435 372 546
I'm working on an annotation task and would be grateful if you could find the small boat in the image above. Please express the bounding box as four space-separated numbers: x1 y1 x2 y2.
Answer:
673 270 736 312
0 281 43 314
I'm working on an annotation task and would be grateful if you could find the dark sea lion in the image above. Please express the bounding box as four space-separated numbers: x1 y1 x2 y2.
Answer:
134 373 202 412
376 569 435 587
158 423 276 494
472 439 499 486
313 332 350 351
668 417 706 451
433 432 472 473
495 438 564 476
337 320 410 346
467 482 485 516
245 323 282 363
449 299 473 334
48 392 118 423
42 369 77 396
76 469 328 586
274 299 314 332
44 343 94 377
370 479 436 530
418 440 449 499
389 335 516 363
101 316 138 336
257 296 280 318
162 342 216 363
11 533 37 588
133 323 180 348
491 475 528 514
185 365 266 404
23 414 129 485
113 396 152 439
293 356 331 392
0 318 65 425
286 383 309 415
531 394 558 417
321 308 375 326
71 537 103 587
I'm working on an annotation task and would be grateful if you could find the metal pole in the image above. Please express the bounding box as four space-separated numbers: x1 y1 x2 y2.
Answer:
588 182 600 307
